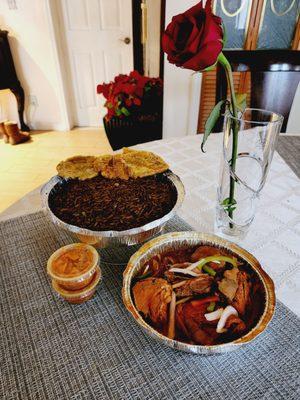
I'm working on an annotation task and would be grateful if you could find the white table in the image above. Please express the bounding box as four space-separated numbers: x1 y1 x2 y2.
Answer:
1 134 300 316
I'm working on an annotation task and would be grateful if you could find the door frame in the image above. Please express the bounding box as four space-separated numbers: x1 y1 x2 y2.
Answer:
45 0 74 130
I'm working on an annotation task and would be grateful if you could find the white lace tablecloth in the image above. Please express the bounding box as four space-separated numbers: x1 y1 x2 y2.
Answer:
1 134 299 316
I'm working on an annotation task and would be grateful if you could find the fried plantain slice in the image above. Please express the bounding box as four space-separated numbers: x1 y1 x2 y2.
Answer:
56 149 169 180
93 154 114 173
122 148 169 178
56 155 98 180
101 154 130 180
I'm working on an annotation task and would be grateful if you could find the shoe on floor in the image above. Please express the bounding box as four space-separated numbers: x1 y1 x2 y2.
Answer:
0 120 9 143
4 121 31 145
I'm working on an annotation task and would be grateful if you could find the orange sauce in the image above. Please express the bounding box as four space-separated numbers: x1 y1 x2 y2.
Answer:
52 246 94 278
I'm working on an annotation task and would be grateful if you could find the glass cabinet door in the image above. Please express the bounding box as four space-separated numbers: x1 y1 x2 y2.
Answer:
257 0 300 49
214 0 252 49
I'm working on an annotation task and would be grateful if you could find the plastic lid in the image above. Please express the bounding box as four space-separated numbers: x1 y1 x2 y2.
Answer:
47 243 99 282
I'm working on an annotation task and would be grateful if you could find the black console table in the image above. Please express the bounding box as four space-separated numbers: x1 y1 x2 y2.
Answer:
0 30 29 131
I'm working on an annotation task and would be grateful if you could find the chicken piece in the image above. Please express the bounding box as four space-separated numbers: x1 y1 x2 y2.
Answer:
149 256 163 277
164 270 177 283
191 246 229 270
165 271 184 283
132 278 172 327
176 302 218 345
231 271 251 316
163 249 194 266
225 314 246 334
162 255 177 266
247 280 265 328
174 274 214 298
218 267 239 301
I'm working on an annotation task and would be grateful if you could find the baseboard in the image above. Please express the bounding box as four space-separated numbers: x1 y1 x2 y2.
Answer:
28 122 71 131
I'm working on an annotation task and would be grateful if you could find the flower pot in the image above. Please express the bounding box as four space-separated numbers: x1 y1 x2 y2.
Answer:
103 114 162 151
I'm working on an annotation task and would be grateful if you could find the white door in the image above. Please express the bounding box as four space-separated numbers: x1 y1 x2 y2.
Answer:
60 0 134 127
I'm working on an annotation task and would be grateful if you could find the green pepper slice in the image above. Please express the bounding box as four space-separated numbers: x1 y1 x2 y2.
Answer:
207 301 216 312
195 255 237 270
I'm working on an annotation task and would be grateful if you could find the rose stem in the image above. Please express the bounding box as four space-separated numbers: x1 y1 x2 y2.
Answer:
218 52 239 228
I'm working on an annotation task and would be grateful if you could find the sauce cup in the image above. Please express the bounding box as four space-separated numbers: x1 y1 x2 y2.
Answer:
52 266 101 304
47 243 99 290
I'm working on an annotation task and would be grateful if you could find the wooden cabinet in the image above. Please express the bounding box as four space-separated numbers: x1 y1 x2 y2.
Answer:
198 0 300 133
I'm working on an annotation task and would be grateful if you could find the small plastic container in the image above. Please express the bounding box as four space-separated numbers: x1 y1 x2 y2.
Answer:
47 243 99 290
52 266 101 304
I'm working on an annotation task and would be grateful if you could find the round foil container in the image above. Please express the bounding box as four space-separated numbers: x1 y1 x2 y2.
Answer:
40 172 185 248
122 231 276 355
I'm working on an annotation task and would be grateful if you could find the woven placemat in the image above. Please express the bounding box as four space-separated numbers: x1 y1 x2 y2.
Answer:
1 211 299 400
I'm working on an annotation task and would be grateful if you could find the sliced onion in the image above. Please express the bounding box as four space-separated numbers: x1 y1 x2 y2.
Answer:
170 262 191 269
204 308 224 321
216 305 238 334
176 296 192 305
186 261 203 271
185 260 219 271
142 264 149 275
168 268 199 277
168 291 176 339
172 280 187 289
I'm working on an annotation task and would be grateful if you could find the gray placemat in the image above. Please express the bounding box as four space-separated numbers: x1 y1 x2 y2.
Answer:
277 136 300 178
0 211 299 400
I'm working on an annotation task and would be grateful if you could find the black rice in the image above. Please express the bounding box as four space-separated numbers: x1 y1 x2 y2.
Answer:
49 174 177 231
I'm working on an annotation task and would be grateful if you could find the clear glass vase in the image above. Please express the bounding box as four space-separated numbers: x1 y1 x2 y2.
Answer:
215 108 284 241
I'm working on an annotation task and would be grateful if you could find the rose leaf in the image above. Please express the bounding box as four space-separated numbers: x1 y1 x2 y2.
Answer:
201 99 226 152
221 197 237 213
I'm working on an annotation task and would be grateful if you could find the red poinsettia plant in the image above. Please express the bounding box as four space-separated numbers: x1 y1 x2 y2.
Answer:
97 71 163 122
163 0 246 222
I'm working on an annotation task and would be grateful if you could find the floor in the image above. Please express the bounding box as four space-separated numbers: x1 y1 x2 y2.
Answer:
0 128 112 214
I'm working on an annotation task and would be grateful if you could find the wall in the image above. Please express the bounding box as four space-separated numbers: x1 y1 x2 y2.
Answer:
163 0 201 139
286 83 300 134
0 0 66 130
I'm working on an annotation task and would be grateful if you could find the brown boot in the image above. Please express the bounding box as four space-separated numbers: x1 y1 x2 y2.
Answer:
0 120 9 143
4 121 30 145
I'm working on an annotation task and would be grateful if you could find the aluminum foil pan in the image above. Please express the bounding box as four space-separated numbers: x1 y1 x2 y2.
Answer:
122 232 276 355
40 172 185 248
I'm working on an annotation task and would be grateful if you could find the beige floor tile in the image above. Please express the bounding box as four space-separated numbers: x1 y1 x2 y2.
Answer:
0 127 112 213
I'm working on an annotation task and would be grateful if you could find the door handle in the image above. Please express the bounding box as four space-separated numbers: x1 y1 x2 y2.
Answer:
123 37 131 45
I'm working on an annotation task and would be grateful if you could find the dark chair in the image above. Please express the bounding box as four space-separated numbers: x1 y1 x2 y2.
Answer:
215 50 300 132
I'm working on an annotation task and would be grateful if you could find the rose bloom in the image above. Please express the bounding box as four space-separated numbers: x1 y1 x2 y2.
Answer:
162 0 223 71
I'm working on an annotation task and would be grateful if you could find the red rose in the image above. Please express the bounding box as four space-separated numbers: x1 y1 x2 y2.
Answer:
162 0 223 71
